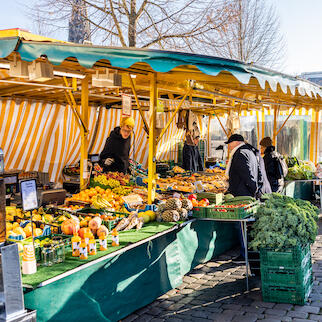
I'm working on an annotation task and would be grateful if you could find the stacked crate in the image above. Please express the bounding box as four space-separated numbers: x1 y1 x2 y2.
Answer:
260 244 313 305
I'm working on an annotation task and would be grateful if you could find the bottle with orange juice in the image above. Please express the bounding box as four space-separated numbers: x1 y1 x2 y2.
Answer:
111 229 119 247
88 238 97 255
79 240 88 260
72 233 81 257
84 229 91 247
99 233 108 251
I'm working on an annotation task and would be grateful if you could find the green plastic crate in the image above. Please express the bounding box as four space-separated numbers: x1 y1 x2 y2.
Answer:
206 201 259 219
260 244 311 268
261 260 312 286
262 275 313 305
192 207 208 218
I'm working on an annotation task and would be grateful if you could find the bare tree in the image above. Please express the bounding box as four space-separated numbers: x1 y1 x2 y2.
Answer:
210 0 285 68
26 0 236 51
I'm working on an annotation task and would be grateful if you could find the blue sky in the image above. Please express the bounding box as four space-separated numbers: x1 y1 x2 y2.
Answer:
0 0 321 75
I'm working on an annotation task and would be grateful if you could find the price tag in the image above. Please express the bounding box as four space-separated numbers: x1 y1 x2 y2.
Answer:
122 94 132 116
20 179 38 211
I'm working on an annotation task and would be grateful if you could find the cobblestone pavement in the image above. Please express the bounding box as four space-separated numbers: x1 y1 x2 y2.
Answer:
122 220 322 322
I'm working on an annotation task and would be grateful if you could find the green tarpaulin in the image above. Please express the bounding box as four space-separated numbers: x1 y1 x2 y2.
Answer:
24 220 238 322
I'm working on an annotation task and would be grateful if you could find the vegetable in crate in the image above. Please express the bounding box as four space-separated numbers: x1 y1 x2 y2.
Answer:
250 193 319 250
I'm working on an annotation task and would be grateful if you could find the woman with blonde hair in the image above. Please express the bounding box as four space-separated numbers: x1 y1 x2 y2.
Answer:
99 116 135 173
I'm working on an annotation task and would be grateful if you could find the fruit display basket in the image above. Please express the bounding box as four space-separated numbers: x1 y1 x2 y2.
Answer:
206 200 260 219
260 244 311 268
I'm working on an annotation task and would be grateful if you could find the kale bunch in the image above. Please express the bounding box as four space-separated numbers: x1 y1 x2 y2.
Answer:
250 193 319 250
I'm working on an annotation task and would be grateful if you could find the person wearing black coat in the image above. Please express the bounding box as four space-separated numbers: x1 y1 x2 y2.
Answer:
99 117 134 173
260 137 283 192
182 132 204 172
225 134 259 197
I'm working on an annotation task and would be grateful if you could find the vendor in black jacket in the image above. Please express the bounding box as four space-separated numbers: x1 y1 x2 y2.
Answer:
99 116 134 173
225 134 259 197
260 136 283 192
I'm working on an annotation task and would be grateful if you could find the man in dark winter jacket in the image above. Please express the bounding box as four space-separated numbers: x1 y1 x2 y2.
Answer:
225 134 259 197
99 117 134 173
260 137 284 192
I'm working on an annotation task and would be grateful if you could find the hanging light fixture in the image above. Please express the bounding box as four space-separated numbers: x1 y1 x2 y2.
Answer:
92 69 122 88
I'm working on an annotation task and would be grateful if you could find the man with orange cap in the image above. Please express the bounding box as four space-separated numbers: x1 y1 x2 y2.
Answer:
99 116 135 173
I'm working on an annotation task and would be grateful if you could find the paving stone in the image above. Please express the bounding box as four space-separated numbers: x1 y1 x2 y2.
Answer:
262 316 285 322
190 310 210 319
232 313 259 322
194 278 209 285
159 301 175 309
287 310 309 319
135 306 151 315
147 307 164 316
242 305 265 314
265 308 287 316
158 294 170 300
251 301 275 309
164 317 183 322
309 314 322 321
221 304 242 311
281 317 292 322
183 276 197 284
150 319 165 322
273 303 293 311
311 301 322 308
122 313 139 322
167 303 185 311
133 314 154 322
292 319 315 322
189 273 204 279
293 305 320 314
179 288 194 295
166 289 178 296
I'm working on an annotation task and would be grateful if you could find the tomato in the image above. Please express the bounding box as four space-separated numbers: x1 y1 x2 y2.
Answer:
188 194 197 200
200 198 209 206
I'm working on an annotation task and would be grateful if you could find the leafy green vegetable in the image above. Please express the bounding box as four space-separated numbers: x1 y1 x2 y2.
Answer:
250 193 319 250
286 160 316 180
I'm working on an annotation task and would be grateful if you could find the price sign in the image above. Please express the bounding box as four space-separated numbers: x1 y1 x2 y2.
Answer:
122 94 132 116
20 179 38 211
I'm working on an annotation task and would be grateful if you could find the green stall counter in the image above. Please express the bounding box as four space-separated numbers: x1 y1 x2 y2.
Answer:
23 220 238 322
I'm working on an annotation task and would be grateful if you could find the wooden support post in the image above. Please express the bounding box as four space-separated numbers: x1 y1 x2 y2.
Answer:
148 73 157 204
0 177 5 243
272 106 279 146
315 108 320 163
207 115 212 159
310 107 318 162
80 76 89 190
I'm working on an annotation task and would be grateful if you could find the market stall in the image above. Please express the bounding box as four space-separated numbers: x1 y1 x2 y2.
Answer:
0 29 321 321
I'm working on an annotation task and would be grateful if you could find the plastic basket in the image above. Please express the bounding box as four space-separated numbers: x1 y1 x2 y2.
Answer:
261 259 312 286
262 275 313 305
192 207 208 218
260 244 311 268
206 201 259 219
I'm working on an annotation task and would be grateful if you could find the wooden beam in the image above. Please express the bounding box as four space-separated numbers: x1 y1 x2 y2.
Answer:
148 73 157 204
127 73 149 134
275 106 296 137
156 88 192 144
80 75 89 190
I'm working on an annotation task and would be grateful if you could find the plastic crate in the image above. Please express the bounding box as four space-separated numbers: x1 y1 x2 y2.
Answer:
206 201 259 219
261 259 312 286
260 244 311 268
192 207 208 218
262 274 313 305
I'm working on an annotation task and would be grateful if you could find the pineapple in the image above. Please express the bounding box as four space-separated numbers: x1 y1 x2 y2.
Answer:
165 198 182 210
157 203 166 213
156 211 163 222
178 208 188 220
161 210 180 222
181 199 193 210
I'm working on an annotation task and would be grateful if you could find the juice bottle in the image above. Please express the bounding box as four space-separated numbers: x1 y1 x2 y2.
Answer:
84 229 91 248
88 238 97 255
79 240 88 260
99 233 108 251
111 229 119 247
71 234 81 257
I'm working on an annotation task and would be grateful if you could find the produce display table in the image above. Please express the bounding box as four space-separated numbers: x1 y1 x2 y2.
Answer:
23 220 239 322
